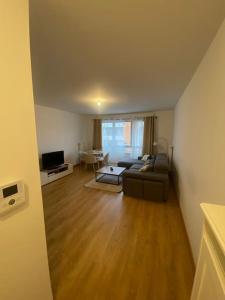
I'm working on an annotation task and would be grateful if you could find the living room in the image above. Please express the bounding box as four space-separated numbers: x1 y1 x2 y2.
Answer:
34 106 173 176
1 1 225 300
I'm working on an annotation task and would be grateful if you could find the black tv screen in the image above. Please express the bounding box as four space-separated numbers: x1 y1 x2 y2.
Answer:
42 151 64 169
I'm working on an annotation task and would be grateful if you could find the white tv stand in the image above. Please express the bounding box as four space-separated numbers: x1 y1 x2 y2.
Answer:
40 163 73 186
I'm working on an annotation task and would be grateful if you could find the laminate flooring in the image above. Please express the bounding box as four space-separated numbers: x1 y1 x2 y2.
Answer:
42 167 195 300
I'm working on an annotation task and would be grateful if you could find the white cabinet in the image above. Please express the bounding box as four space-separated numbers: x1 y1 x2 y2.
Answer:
40 163 73 186
191 204 225 300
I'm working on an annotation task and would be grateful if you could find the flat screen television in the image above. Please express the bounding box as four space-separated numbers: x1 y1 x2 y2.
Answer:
42 151 64 170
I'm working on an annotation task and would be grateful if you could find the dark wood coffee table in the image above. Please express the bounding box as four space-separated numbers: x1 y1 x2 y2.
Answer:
95 166 126 185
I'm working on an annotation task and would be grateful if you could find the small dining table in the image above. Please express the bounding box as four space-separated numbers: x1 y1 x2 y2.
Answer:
87 150 104 157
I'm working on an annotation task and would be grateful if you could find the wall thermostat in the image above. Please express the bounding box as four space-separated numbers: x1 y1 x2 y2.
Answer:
0 180 25 216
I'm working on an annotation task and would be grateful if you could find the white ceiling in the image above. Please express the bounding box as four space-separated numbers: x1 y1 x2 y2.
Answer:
30 0 225 115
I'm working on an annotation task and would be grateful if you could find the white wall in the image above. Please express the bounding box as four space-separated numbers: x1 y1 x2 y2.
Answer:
0 2 52 300
35 105 92 165
173 19 225 263
154 110 174 155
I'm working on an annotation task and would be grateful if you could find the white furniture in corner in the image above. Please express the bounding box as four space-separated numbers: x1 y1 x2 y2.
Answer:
40 163 73 186
191 203 225 300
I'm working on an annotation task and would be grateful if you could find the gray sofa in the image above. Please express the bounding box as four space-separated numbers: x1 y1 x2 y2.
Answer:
118 153 169 201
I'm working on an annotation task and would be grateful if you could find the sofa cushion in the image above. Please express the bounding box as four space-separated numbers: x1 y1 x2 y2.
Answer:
130 164 143 170
118 159 144 169
139 164 153 172
139 159 154 171
142 154 151 161
123 169 169 183
144 158 154 165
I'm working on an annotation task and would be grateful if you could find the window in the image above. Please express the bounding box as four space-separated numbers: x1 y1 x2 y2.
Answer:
102 119 144 162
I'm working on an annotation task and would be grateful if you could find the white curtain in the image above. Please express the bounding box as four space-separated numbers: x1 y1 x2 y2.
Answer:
102 119 144 163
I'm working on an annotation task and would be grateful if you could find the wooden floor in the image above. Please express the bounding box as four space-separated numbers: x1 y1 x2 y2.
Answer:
42 167 195 300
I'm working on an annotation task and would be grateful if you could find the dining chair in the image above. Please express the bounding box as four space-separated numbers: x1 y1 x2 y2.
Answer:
79 151 87 165
98 152 109 166
83 153 99 171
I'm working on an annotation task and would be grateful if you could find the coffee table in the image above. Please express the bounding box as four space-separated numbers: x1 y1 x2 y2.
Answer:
95 166 126 185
